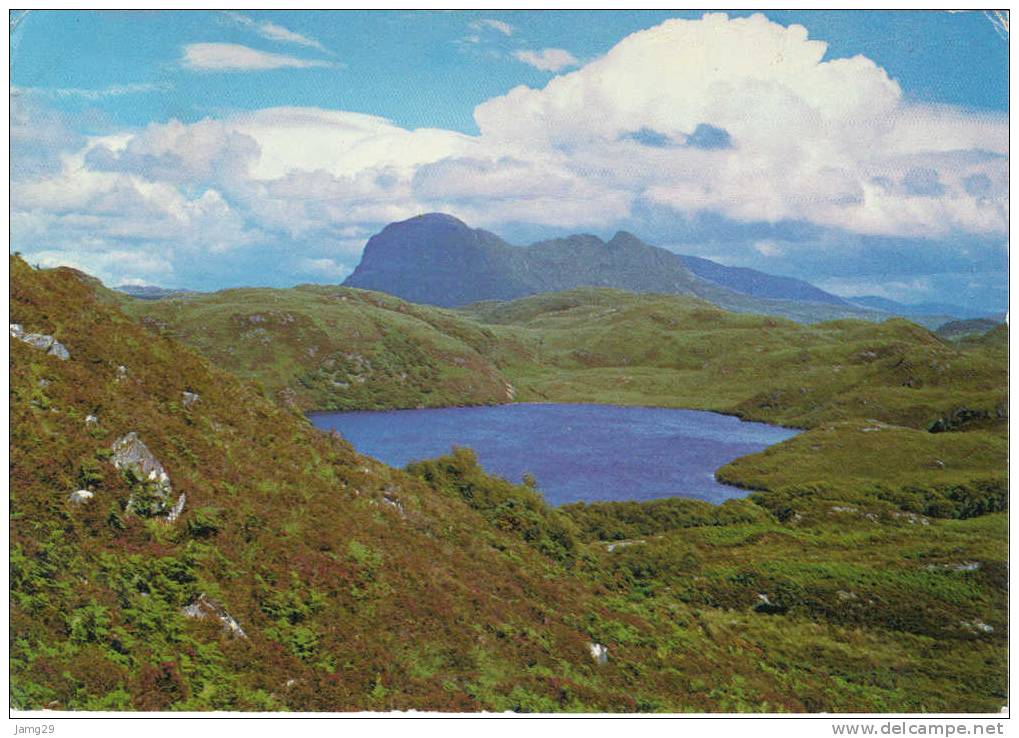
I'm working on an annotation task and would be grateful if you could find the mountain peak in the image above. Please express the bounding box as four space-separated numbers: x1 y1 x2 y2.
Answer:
607 231 644 247
391 212 471 230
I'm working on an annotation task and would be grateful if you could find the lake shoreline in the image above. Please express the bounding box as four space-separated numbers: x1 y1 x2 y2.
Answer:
309 402 800 508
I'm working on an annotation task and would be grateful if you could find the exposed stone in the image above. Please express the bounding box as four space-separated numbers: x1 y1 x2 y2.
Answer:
110 432 178 520
47 341 70 360
182 391 200 408
68 489 94 504
115 365 128 382
21 333 54 351
588 642 609 665
12 325 70 361
961 619 994 634
166 494 186 523
85 414 98 426
381 490 405 517
182 594 247 639
753 593 788 615
606 539 646 553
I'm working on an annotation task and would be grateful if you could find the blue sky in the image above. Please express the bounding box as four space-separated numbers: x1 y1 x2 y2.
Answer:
10 10 1009 311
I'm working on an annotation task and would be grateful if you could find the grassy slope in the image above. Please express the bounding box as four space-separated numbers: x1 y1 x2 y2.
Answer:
121 285 516 411
13 267 1006 711
9 259 676 711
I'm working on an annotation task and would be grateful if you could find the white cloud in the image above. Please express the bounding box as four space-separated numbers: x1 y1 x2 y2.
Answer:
297 257 352 281
20 248 174 287
12 82 171 100
10 13 1008 291
512 48 579 72
181 43 333 71
752 241 784 257
475 13 1007 238
223 11 332 54
471 19 514 36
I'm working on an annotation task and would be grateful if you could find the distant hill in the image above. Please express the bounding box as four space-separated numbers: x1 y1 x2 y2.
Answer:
936 318 1004 341
343 214 891 324
116 284 195 300
678 253 847 305
848 295 998 320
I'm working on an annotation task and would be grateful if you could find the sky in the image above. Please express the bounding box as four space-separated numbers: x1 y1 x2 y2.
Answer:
9 10 1009 311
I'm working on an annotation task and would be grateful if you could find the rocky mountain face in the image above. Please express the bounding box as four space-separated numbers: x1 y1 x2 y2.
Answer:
344 215 716 308
343 215 874 322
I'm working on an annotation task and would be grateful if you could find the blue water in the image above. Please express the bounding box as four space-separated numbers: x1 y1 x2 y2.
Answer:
310 403 799 506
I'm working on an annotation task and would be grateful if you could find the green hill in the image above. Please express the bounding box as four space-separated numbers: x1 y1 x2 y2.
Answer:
10 259 1007 712
122 285 515 411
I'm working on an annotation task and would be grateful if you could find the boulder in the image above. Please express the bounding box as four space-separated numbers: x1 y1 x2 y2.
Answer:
182 391 200 408
48 341 70 360
182 594 247 638
588 642 609 665
68 489 94 504
11 326 70 360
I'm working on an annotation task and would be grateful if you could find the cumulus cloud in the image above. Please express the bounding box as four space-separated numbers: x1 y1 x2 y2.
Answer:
512 48 579 72
223 11 332 54
477 14 1005 239
181 43 333 71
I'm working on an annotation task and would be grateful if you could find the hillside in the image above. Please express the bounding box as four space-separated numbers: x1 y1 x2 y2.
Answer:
122 285 514 411
459 289 1006 430
342 214 894 324
9 257 1009 711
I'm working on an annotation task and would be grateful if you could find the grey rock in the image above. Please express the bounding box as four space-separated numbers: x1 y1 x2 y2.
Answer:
22 333 54 351
588 642 609 665
47 341 69 360
85 414 98 426
182 593 247 639
165 493 186 523
12 326 70 360
182 391 200 408
68 489 94 504
110 432 177 520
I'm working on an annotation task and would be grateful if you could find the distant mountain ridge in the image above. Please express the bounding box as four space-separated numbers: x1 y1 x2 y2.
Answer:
343 214 907 324
678 253 847 306
116 284 195 300
848 295 999 320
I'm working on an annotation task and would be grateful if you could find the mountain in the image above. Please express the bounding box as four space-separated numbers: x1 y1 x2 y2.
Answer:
848 295 999 320
343 214 887 323
678 254 847 305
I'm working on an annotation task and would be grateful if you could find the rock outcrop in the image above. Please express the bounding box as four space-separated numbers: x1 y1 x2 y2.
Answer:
10 323 70 360
110 432 184 521
182 594 247 639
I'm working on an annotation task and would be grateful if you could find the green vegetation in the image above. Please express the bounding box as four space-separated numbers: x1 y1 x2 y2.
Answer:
10 260 1007 712
123 285 512 411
